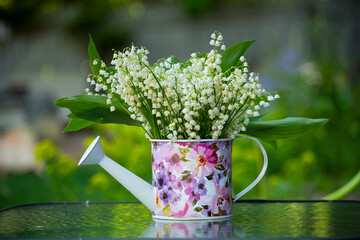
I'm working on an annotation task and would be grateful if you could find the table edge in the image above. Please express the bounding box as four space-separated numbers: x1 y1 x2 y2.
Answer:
1 199 359 213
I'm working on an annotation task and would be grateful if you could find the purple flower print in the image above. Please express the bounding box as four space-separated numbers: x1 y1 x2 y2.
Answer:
165 170 176 183
155 171 167 190
181 173 196 187
152 139 234 218
213 169 223 184
201 205 212 217
192 178 207 196
160 185 174 205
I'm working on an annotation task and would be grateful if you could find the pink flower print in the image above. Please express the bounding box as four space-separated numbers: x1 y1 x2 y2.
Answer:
174 178 184 192
193 143 218 164
184 185 200 203
210 182 231 216
186 143 218 178
153 161 164 172
155 142 184 173
165 153 183 173
177 142 191 147
170 202 190 218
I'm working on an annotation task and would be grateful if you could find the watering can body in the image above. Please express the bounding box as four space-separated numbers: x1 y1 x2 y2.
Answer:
79 136 267 220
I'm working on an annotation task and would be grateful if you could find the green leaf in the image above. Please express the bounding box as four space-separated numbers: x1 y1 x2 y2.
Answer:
206 172 214 181
181 174 190 181
179 148 190 156
218 155 224 163
180 158 191 162
55 95 140 126
220 40 255 73
63 114 95 132
194 207 202 212
88 35 102 75
211 143 219 152
214 163 225 171
244 117 329 141
262 139 278 150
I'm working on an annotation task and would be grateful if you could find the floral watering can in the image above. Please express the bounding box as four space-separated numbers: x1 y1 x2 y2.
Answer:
79 136 267 220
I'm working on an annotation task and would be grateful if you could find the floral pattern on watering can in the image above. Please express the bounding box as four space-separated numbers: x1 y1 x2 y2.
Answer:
152 140 234 218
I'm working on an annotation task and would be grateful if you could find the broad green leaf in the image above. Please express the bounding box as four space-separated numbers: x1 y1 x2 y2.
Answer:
88 35 102 75
220 40 255 73
261 139 278 150
55 95 140 126
206 172 214 180
63 114 95 132
244 117 329 140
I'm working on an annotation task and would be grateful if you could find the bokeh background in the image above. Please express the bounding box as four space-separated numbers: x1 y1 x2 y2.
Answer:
0 0 359 209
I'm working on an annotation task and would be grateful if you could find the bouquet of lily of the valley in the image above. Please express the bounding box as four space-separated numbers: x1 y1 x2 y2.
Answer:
56 32 328 147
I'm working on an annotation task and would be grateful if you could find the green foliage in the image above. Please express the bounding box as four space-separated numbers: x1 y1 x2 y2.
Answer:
64 113 95 132
56 37 327 142
220 40 255 73
323 170 360 200
88 35 102 75
55 95 140 131
245 117 329 141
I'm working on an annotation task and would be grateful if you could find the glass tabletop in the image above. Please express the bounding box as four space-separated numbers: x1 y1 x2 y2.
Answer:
0 200 359 239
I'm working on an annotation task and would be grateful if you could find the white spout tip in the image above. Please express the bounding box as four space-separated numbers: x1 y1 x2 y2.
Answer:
78 136 105 166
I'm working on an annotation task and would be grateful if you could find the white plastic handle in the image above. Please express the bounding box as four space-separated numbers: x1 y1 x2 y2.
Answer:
233 136 268 202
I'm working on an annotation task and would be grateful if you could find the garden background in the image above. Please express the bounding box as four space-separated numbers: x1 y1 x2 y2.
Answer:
0 0 359 209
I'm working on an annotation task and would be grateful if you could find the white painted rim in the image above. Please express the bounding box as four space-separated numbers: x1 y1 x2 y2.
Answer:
152 214 232 222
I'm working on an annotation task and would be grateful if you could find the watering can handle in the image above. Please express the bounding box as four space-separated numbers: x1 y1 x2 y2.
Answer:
233 136 268 202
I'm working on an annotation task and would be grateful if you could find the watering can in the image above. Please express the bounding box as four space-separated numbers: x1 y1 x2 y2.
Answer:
79 136 267 220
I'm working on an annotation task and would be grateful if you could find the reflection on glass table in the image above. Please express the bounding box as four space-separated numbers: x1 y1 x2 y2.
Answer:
0 200 359 239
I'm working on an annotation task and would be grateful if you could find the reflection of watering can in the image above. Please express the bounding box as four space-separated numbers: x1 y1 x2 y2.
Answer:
142 219 233 238
79 136 267 220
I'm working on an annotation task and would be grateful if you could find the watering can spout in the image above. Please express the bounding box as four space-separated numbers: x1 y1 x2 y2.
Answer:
78 136 155 212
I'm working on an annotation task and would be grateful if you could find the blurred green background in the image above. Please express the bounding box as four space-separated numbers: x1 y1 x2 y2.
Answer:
0 0 359 209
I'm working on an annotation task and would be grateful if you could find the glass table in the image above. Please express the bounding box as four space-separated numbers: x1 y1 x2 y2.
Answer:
0 200 359 239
